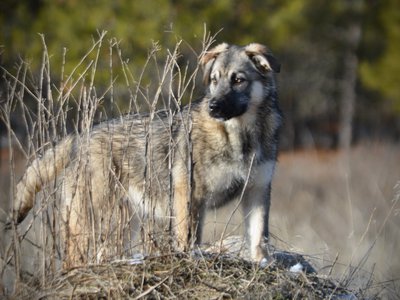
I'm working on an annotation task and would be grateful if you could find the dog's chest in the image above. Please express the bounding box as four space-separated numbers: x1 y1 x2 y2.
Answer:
204 159 275 207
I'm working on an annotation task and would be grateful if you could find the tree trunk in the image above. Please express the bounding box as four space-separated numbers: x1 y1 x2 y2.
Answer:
338 20 362 151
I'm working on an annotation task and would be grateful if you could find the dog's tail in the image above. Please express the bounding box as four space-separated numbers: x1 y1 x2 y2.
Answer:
12 135 74 224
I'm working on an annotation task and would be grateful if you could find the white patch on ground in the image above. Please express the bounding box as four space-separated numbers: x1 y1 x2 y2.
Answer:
112 253 145 265
289 262 304 273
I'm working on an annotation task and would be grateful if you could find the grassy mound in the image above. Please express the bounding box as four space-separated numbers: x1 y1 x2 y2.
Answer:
13 252 361 299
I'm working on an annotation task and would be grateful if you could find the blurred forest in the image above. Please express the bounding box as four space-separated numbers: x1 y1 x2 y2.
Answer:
1 0 400 149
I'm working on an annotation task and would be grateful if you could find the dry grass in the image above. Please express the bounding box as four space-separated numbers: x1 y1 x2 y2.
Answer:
0 33 398 299
12 252 357 299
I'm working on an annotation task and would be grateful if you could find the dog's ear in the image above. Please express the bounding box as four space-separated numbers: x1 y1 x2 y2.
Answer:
245 43 280 74
200 43 230 85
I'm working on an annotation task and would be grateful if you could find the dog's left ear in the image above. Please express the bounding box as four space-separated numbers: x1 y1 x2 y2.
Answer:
200 43 230 85
245 43 280 74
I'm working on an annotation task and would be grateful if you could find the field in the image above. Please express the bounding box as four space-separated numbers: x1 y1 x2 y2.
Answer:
271 144 400 294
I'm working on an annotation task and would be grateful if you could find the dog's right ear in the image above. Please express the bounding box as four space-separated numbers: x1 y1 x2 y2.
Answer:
200 43 229 85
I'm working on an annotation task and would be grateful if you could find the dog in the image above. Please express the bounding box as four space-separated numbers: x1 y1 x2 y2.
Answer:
11 42 282 266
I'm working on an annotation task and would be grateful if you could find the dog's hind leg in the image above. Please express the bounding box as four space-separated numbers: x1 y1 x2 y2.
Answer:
61 178 89 268
61 154 111 267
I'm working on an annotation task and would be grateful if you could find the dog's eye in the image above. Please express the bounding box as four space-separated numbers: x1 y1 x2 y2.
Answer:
211 77 218 85
232 77 246 85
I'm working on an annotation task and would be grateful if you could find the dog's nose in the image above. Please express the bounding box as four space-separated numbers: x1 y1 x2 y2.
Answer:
209 99 221 112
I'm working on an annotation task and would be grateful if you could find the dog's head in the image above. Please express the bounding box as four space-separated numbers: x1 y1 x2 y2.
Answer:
201 43 280 121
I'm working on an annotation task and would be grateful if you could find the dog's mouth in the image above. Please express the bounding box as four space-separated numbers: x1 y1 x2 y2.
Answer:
209 111 231 121
208 98 248 121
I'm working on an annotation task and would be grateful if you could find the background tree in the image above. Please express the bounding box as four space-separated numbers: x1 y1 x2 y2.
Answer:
1 0 399 148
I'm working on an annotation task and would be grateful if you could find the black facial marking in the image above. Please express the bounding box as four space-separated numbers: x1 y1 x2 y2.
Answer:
208 92 249 121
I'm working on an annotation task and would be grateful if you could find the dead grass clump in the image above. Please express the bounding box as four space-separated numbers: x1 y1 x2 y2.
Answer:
13 253 358 299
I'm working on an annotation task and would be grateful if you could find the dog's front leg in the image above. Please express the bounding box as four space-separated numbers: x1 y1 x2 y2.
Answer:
173 175 204 252
242 184 271 262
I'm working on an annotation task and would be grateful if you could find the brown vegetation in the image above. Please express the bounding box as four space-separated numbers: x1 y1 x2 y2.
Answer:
10 252 357 299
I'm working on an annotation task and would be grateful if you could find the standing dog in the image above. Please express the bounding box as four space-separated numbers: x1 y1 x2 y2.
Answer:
12 43 282 265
